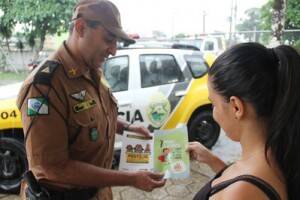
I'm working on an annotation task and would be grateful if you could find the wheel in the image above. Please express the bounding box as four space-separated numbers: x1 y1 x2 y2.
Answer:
188 110 220 148
0 137 28 193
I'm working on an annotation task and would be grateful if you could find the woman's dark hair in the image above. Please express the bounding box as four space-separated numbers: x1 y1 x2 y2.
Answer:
208 42 300 199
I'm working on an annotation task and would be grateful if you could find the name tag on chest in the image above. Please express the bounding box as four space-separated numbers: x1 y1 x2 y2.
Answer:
73 99 96 113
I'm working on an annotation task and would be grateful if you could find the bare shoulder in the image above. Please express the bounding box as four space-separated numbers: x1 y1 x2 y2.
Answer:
210 161 287 200
211 180 270 200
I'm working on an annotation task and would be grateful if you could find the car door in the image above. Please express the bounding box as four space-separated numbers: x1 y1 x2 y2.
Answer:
103 54 134 149
103 51 192 132
130 53 192 132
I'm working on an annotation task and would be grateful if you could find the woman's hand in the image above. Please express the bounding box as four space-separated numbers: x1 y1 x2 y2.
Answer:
187 141 226 173
187 141 213 163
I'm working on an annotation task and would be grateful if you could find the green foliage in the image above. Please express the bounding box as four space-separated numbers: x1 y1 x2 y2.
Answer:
260 0 273 30
0 71 29 84
10 0 76 34
0 1 16 50
286 0 300 29
0 21 13 39
175 33 187 39
0 50 8 71
16 39 24 52
259 0 273 44
284 0 300 45
27 32 36 50
294 40 300 50
1 0 77 51
260 0 300 45
236 8 261 42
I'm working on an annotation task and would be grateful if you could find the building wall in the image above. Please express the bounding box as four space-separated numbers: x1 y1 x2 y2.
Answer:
1 50 53 72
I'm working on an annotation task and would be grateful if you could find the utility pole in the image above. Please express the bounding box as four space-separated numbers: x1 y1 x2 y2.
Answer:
233 0 237 44
229 0 237 46
228 0 233 46
202 11 207 34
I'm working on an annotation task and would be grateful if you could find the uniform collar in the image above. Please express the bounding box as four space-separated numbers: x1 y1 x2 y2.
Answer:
56 41 90 79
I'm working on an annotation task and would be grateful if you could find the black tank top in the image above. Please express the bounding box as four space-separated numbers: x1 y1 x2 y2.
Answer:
193 167 281 200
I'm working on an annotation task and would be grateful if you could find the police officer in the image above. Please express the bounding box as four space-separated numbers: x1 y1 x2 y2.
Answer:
16 0 166 199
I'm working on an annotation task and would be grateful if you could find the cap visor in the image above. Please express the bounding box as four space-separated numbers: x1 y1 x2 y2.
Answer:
106 26 135 44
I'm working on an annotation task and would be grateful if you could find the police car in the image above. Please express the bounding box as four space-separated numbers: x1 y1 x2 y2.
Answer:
104 46 220 150
0 46 220 193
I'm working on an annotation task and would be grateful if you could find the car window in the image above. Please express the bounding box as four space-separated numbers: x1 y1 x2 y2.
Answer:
204 41 214 51
184 55 208 78
103 56 129 92
140 54 184 88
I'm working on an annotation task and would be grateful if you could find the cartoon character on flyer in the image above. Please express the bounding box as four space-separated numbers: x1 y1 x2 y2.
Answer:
158 148 171 163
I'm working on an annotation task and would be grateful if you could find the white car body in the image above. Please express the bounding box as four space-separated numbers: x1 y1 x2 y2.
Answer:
103 48 209 150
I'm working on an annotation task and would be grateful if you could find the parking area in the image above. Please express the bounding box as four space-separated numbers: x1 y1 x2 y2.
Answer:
0 132 241 200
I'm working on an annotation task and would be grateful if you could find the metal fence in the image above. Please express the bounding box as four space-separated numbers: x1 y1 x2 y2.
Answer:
227 29 300 48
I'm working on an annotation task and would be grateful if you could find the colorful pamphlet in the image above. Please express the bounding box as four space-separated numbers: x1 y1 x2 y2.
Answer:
119 125 190 179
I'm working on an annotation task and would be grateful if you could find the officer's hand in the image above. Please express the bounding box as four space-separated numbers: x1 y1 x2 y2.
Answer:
128 125 152 138
132 171 166 192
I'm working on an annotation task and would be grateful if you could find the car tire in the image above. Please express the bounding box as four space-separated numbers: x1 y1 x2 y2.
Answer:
188 110 220 148
0 137 28 193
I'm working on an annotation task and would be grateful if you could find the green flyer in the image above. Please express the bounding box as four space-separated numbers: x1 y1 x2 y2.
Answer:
119 125 190 179
153 125 190 179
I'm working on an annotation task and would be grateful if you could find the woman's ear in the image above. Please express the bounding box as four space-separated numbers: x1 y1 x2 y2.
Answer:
229 96 244 120
74 19 85 37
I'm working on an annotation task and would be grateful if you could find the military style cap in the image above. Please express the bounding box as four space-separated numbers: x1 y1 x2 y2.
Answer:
73 0 135 44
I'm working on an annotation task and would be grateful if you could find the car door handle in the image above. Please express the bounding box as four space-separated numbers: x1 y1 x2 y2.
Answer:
119 102 132 107
175 90 187 97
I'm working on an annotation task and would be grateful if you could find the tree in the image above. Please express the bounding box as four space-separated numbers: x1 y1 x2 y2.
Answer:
272 0 286 43
4 0 76 55
0 1 16 51
175 33 187 39
0 47 9 71
236 8 261 42
0 21 13 51
286 0 300 28
285 0 300 47
260 0 273 44
260 1 273 30
260 0 300 46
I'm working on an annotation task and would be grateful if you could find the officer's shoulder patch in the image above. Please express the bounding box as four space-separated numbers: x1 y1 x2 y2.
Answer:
33 60 60 85
27 97 49 116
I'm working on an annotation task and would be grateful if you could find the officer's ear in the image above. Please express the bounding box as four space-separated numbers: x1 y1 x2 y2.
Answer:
74 19 85 37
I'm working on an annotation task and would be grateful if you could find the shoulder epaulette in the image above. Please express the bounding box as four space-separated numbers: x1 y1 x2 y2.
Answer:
33 60 60 85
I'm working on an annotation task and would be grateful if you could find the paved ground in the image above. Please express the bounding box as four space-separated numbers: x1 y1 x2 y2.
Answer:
0 132 241 200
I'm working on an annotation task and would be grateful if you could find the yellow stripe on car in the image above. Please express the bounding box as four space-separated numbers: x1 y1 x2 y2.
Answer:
162 75 211 130
0 98 22 129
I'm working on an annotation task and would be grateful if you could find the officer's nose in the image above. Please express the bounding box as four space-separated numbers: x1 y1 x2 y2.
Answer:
108 41 117 56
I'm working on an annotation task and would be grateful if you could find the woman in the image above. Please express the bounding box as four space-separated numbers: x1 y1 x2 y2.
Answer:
188 43 300 200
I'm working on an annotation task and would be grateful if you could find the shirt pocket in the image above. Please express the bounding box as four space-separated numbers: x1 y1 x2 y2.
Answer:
69 110 105 153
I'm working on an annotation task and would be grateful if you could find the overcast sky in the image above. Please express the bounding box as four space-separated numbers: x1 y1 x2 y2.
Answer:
111 0 268 37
